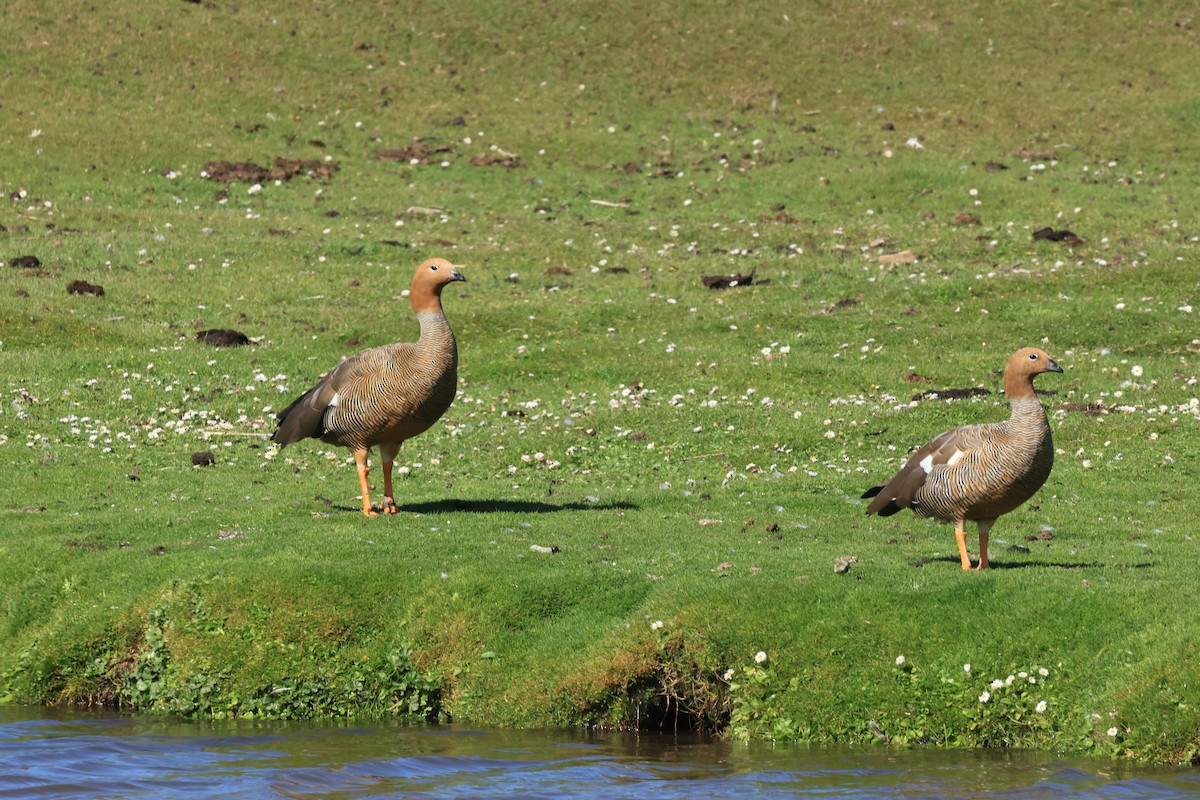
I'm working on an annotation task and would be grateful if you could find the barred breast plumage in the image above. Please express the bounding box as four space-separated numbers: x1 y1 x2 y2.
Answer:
272 257 466 517
861 347 1063 570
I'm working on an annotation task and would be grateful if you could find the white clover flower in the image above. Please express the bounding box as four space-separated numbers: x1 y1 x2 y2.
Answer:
895 655 906 666
1107 727 1119 737
979 691 990 703
755 651 767 664
1036 700 1047 713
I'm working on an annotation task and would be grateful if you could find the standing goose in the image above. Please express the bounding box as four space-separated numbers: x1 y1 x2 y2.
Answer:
861 347 1063 570
273 257 466 517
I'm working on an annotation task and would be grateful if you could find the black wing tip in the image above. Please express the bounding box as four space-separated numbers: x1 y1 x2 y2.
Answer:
863 484 906 517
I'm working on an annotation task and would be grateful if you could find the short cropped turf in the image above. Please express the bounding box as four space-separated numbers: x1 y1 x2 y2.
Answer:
2 0 1198 762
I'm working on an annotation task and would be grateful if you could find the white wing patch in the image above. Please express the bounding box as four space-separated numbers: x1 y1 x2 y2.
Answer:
329 392 340 407
921 448 966 474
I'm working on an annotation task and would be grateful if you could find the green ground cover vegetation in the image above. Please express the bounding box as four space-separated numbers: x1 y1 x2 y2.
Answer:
2 0 1198 762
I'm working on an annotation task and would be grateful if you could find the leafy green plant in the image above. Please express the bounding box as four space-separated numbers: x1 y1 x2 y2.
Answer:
123 603 170 709
726 651 799 742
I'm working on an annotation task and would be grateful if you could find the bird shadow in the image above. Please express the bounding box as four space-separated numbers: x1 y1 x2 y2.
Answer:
323 498 639 515
917 555 1153 570
401 498 638 515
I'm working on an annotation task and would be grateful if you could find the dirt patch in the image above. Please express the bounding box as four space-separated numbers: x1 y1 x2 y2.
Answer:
203 157 337 183
1032 227 1084 246
1058 402 1108 416
822 297 860 314
67 280 105 296
701 269 757 289
377 140 452 165
196 328 251 347
760 208 802 224
469 153 523 168
66 539 107 551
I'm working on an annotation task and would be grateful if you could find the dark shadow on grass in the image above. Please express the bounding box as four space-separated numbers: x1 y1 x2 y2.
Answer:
322 498 639 515
917 556 1153 570
401 498 638 514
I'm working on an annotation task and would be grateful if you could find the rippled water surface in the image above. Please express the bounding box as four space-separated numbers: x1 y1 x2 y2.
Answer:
1 706 1197 799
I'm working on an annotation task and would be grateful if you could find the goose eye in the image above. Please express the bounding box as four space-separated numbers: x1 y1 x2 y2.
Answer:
430 265 439 271
1028 353 1038 360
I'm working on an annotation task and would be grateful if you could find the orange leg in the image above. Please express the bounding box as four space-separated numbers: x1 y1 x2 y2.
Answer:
954 522 973 570
379 442 401 514
974 519 995 571
352 448 377 517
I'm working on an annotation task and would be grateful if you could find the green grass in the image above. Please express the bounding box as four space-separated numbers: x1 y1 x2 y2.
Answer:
2 0 1199 763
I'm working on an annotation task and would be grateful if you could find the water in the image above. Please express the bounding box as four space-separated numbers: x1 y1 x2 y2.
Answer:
1 706 1197 799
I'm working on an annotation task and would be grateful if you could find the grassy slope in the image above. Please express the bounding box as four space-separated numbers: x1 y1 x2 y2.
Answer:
2 0 1199 761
